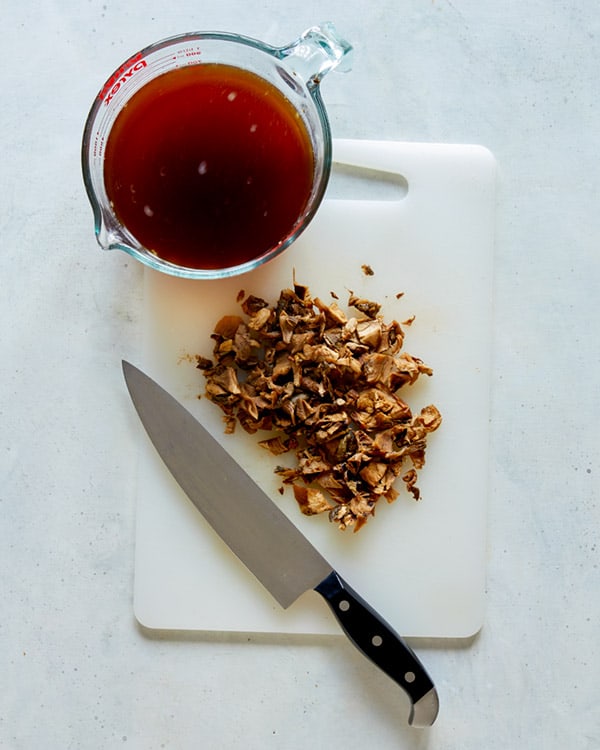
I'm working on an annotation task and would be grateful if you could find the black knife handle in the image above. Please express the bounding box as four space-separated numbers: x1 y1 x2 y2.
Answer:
315 570 437 719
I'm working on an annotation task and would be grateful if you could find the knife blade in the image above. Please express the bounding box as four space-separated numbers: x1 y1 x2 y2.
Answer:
122 360 439 727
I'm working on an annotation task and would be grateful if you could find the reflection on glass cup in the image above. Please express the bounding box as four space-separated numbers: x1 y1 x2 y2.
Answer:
81 24 353 279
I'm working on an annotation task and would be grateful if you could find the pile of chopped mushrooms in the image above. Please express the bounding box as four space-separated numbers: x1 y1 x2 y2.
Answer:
196 281 441 532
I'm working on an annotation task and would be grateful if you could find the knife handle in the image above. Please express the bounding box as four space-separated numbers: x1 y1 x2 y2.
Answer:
314 570 438 725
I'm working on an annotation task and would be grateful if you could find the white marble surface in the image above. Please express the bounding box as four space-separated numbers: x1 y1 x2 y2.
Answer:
2 1 598 748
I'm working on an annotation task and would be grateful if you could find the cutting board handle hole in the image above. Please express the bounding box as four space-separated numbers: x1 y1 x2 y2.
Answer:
327 162 408 202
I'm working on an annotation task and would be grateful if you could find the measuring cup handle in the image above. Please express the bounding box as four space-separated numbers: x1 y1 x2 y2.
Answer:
277 22 353 87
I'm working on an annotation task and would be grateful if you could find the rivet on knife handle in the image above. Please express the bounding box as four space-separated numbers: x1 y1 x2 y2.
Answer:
314 570 439 727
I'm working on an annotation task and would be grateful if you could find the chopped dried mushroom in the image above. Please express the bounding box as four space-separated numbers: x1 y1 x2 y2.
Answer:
197 281 441 532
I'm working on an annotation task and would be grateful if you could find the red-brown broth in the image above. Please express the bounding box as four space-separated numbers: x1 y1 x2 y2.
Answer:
104 64 315 269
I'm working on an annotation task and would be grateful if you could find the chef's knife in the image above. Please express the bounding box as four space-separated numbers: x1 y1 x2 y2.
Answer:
122 360 439 727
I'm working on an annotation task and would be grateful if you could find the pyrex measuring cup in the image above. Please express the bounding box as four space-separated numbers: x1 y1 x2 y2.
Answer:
81 24 352 279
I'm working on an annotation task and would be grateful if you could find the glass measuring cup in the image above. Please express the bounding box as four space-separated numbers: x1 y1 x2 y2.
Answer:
81 23 352 279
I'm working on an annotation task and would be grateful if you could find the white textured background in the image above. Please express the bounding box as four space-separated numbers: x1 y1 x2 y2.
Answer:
1 1 598 748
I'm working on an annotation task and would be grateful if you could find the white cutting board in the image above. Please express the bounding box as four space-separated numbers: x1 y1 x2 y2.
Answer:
133 139 496 638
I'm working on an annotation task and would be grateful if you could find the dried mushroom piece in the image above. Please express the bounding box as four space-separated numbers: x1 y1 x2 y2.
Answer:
293 485 333 516
197 281 441 532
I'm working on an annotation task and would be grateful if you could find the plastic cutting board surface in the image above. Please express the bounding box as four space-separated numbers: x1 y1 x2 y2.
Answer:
133 140 496 638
